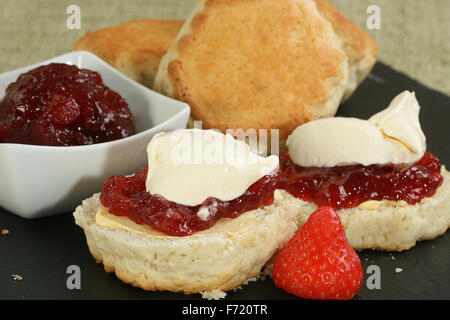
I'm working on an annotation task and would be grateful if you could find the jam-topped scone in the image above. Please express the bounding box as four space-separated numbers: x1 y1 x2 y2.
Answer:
278 91 450 251
74 129 301 296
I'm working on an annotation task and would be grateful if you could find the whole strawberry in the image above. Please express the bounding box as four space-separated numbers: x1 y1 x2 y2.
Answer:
273 207 363 300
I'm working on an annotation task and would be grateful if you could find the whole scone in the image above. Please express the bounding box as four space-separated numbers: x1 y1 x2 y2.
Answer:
154 0 377 149
74 19 183 88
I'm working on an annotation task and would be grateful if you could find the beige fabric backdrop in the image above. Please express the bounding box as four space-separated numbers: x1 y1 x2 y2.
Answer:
0 0 449 94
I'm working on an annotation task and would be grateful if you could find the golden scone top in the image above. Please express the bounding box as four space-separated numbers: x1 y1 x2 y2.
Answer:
154 0 378 148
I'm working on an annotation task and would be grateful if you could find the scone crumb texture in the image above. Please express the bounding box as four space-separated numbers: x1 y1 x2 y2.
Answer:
200 289 227 300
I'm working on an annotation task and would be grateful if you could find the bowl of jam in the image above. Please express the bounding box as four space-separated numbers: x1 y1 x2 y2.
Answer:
0 51 190 218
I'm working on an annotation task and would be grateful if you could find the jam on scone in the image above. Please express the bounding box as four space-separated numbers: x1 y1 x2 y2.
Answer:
280 91 443 209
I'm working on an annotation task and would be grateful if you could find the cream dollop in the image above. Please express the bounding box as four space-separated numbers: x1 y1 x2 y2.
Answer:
145 129 279 208
287 91 426 167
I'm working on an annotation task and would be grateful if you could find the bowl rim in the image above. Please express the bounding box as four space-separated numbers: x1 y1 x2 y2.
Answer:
0 51 190 151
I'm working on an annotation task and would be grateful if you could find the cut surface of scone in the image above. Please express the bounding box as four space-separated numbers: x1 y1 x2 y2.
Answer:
74 19 183 88
154 0 377 148
73 191 300 294
278 167 450 252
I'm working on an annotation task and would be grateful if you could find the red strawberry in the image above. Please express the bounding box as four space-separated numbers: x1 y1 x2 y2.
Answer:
273 207 363 300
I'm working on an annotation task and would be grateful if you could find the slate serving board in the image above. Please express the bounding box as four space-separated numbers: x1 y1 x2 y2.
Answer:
1 62 449 300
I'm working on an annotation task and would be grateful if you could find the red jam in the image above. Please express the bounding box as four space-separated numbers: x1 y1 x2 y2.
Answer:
99 167 279 236
0 63 135 146
278 151 443 209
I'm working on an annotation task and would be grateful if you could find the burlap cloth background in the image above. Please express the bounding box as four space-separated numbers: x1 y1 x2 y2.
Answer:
0 0 449 95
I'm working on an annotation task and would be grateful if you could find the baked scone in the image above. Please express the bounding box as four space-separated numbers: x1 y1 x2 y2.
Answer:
278 167 450 252
313 0 378 100
73 190 300 295
74 19 183 88
279 91 450 251
73 129 299 296
154 0 377 149
73 0 377 102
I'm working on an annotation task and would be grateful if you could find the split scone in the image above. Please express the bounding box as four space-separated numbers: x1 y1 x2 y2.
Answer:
154 0 378 149
74 19 183 88
73 129 300 295
277 91 450 251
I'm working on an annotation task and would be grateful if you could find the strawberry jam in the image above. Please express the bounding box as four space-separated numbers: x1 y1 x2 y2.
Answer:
0 63 135 146
100 167 279 236
278 151 443 209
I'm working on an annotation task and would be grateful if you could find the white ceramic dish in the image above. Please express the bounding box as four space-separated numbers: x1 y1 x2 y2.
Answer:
0 51 190 219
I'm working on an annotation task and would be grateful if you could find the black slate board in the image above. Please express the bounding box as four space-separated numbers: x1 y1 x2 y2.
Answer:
1 62 449 300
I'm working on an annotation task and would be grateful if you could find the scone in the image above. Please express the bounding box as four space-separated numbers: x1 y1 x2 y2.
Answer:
279 168 450 251
74 19 183 88
314 0 378 100
74 190 299 294
73 129 299 295
278 91 450 251
154 0 378 149
74 1 376 98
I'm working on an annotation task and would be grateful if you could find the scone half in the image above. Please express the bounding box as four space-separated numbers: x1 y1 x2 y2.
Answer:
279 167 450 252
73 191 300 294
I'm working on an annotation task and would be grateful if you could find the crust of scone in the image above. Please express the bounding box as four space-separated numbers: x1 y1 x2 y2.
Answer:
73 193 300 294
154 0 350 146
279 167 450 252
314 0 378 101
154 0 377 147
74 19 183 88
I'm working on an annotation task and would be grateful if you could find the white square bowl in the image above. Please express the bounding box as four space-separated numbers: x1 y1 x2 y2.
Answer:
0 51 190 218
